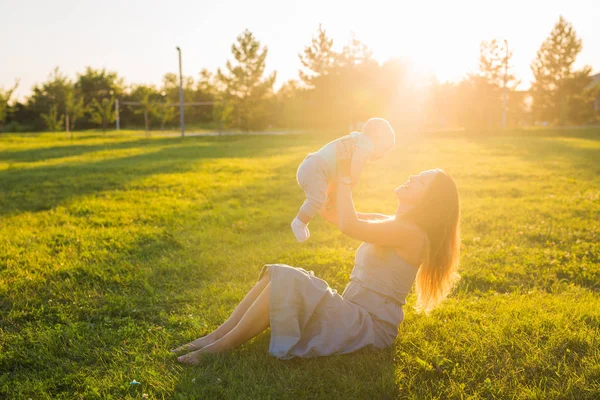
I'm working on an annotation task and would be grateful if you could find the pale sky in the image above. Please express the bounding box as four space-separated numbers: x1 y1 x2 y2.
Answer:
2 0 599 101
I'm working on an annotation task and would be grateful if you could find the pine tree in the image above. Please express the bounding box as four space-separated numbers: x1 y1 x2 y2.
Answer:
478 39 518 89
530 16 595 124
340 32 373 67
469 39 520 128
216 29 276 131
298 24 337 87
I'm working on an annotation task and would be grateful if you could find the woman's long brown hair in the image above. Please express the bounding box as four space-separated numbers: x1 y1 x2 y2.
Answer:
403 169 461 314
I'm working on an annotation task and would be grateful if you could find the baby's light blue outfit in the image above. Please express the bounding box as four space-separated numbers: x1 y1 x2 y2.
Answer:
259 242 418 359
313 131 374 178
296 132 374 218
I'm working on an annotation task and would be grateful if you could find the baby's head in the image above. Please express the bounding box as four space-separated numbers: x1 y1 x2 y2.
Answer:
361 118 395 160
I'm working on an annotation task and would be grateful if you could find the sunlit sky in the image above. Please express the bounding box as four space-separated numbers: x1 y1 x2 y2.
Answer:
2 0 599 101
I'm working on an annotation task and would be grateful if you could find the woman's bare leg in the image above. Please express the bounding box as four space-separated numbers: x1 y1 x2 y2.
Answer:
178 282 270 365
171 274 269 353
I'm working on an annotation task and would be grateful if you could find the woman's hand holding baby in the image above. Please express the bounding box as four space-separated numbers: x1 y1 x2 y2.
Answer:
335 139 353 182
320 183 338 225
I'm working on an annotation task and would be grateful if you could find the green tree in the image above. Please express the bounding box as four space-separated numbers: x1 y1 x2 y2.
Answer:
129 85 159 135
75 67 123 127
300 30 379 129
457 39 520 129
275 79 306 128
216 29 276 130
89 97 116 133
161 73 180 101
156 100 177 131
298 24 338 87
422 80 461 129
339 32 373 67
27 68 72 130
76 67 124 103
478 39 518 89
335 34 379 127
0 80 19 132
197 69 217 96
481 39 527 128
194 69 217 123
65 89 86 135
161 72 195 101
41 105 64 132
454 75 499 129
160 73 207 125
137 93 156 136
531 16 595 125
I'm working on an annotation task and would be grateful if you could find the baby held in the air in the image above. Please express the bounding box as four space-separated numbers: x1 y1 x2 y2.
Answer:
291 118 396 242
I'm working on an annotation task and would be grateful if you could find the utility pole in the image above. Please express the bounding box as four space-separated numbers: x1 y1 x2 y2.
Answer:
177 46 185 137
502 39 508 129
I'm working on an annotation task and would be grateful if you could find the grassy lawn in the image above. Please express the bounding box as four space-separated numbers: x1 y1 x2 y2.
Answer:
1 129 599 399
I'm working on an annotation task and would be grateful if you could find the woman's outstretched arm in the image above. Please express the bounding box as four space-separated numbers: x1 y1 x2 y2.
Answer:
333 140 424 247
321 184 391 224
335 182 422 247
356 212 394 221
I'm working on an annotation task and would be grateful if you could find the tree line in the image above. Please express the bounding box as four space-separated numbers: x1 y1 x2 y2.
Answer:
1 16 598 134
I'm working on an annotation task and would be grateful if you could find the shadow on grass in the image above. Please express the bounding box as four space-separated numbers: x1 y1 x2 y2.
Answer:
161 158 399 398
0 148 286 380
0 133 317 164
425 126 600 140
457 133 600 294
171 341 398 399
0 137 173 163
0 150 403 398
0 135 312 217
19 131 598 397
466 134 600 178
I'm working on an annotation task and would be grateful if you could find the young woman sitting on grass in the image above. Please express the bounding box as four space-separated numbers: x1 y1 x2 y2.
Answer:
172 142 461 364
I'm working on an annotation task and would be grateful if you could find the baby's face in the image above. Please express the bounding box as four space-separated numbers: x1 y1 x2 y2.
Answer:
369 149 385 162
368 135 394 161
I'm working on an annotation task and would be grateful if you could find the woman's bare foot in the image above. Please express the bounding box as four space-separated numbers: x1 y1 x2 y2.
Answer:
177 342 221 365
177 349 202 365
170 335 214 354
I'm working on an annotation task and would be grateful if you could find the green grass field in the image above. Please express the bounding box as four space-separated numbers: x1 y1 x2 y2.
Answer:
1 129 599 399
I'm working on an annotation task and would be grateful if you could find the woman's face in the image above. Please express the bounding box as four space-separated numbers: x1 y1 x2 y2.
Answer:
395 170 438 204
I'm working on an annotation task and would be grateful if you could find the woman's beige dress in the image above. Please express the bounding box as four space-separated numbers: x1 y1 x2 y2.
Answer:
259 242 418 359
